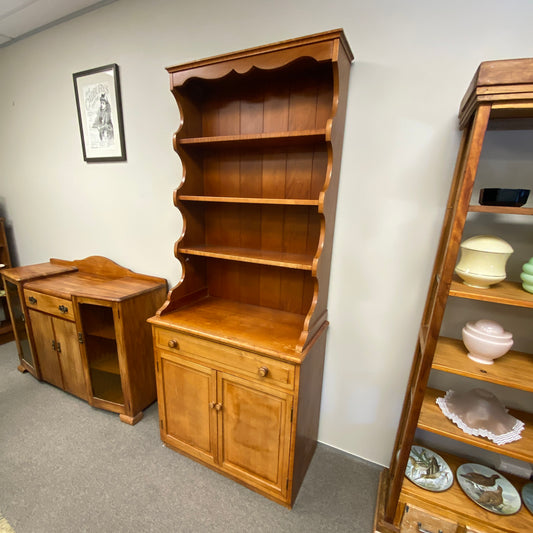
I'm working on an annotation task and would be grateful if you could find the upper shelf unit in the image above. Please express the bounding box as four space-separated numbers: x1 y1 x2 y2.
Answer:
156 30 354 355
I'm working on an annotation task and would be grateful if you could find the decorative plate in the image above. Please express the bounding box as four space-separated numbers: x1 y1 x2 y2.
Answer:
405 446 453 492
522 482 533 515
457 463 521 515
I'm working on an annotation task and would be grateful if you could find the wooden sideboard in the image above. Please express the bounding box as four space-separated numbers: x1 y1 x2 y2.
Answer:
150 29 354 506
2 256 167 424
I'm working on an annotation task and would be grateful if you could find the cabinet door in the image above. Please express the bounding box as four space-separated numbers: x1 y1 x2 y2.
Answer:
53 317 87 400
28 309 62 388
5 280 37 375
218 372 292 500
157 352 218 466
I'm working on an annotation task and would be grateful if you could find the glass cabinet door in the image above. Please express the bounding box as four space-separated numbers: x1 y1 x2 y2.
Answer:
78 302 124 406
4 279 37 375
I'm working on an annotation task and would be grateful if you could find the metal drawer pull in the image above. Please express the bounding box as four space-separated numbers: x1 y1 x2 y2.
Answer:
58 305 68 314
29 296 37 304
417 523 442 533
258 366 269 377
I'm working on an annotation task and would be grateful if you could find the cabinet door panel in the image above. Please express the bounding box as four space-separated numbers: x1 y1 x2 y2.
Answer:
28 309 62 388
53 318 87 400
218 372 292 498
159 353 217 465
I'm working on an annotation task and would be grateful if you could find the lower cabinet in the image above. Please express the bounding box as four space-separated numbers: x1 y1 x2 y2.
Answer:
28 309 87 399
158 353 292 501
151 323 328 507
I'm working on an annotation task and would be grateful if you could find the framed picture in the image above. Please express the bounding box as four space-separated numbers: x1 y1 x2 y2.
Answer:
73 63 126 162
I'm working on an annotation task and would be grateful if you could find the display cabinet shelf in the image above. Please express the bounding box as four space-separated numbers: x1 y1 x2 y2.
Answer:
399 450 533 533
433 337 533 392
449 278 533 307
468 204 533 215
419 388 533 463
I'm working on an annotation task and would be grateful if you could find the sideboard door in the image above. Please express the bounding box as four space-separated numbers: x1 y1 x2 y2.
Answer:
28 309 62 389
53 318 87 400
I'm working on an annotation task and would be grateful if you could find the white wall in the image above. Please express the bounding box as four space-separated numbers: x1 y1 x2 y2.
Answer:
1 0 532 466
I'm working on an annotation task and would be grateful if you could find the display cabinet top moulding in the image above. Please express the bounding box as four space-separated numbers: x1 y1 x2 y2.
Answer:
166 29 353 87
156 29 354 358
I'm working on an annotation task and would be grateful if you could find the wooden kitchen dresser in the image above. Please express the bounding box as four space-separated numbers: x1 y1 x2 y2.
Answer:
2 256 167 424
149 29 354 507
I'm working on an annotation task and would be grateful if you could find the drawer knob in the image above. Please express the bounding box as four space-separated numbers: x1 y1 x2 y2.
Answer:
168 339 179 349
29 296 37 304
209 402 222 411
58 305 68 314
258 366 269 377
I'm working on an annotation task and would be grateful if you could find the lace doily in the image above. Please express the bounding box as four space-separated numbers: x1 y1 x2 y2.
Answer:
436 388 524 446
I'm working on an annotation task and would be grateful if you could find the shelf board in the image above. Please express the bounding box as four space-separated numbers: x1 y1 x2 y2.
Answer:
449 279 533 308
150 296 307 362
178 245 314 271
419 388 533 463
177 195 320 206
400 448 533 533
84 326 116 341
177 129 327 148
433 337 533 392
469 205 533 215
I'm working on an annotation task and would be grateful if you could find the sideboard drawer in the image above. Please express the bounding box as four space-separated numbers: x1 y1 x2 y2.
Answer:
24 289 75 321
154 327 295 390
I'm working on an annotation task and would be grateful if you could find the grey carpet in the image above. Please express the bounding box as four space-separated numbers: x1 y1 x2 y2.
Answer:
0 340 381 532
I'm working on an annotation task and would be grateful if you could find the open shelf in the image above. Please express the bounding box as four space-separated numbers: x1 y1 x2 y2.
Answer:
178 196 320 206
87 337 120 374
449 279 533 308
179 245 314 270
400 449 533 533
469 204 533 215
90 368 124 405
433 337 533 392
418 388 533 463
178 129 327 148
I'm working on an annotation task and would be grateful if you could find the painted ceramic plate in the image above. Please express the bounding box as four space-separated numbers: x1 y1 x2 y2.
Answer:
522 482 533 515
457 463 521 515
405 446 453 492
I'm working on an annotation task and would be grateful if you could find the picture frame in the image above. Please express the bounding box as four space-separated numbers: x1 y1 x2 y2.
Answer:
73 63 126 162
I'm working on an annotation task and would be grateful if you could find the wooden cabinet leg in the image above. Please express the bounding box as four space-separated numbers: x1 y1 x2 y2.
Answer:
119 412 143 425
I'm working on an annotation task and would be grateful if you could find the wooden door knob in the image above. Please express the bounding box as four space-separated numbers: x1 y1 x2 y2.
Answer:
168 339 179 349
258 366 269 377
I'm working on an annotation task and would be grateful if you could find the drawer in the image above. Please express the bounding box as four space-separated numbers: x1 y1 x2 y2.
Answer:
400 504 458 533
154 327 295 390
24 289 75 321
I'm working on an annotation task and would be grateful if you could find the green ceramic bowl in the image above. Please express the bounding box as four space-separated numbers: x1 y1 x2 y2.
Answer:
522 260 533 275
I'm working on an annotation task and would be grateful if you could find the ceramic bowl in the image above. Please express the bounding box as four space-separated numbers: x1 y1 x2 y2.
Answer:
462 319 513 365
455 235 513 288
479 188 530 207
521 258 533 294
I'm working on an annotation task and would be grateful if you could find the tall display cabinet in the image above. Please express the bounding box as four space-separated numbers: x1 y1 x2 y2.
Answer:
148 29 353 507
375 60 533 532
